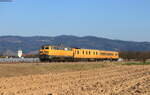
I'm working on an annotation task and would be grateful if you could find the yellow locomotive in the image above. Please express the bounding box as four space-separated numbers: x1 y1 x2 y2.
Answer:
39 45 119 62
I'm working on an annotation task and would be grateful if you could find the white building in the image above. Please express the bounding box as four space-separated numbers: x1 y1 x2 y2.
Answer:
17 49 23 58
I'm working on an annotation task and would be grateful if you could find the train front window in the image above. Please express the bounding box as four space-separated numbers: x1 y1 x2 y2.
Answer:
42 46 49 49
45 46 49 49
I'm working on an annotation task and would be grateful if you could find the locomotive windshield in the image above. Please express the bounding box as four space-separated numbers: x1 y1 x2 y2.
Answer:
42 46 50 49
42 45 72 51
51 46 72 51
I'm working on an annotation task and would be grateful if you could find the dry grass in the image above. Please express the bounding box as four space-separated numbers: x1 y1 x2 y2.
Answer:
0 62 150 95
0 62 107 78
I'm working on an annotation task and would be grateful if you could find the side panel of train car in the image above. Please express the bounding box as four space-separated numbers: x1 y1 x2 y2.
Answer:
39 45 119 62
73 49 118 61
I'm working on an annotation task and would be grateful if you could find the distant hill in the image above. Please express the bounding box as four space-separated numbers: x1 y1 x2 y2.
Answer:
0 35 150 54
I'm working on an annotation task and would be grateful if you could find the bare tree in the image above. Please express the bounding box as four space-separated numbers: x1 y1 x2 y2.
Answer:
120 51 150 63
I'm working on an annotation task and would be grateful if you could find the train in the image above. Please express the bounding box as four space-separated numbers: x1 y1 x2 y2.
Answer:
39 45 119 62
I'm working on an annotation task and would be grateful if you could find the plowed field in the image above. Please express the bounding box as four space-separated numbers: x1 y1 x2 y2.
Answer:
0 63 150 95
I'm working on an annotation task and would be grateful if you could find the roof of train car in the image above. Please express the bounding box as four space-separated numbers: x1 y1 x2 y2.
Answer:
41 45 118 53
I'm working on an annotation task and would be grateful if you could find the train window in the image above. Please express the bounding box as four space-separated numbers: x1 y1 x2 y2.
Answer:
77 51 79 54
83 51 84 55
86 51 88 55
45 46 49 49
96 52 98 55
89 51 91 55
41 46 49 49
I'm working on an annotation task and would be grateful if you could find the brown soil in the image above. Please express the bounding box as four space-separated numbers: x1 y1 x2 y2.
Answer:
0 65 150 95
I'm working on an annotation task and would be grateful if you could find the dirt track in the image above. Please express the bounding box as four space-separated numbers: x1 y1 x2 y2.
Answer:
0 65 150 95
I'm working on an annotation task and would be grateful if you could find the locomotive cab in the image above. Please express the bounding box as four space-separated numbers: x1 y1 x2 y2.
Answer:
39 45 74 61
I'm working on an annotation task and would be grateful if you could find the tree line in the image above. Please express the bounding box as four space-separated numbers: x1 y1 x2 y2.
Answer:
119 51 150 63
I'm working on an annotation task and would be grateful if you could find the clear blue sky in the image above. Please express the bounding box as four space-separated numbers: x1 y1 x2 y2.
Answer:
0 0 150 41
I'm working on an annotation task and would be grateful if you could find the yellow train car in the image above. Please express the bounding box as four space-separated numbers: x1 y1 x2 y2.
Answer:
73 49 119 61
39 45 119 62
